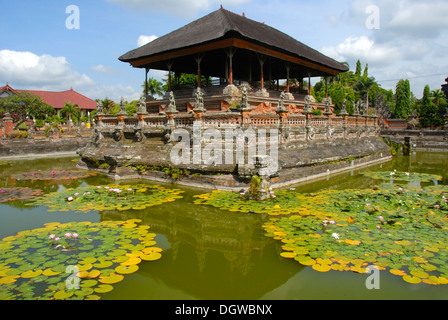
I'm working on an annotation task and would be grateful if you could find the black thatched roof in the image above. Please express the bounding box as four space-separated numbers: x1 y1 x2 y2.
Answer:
119 8 348 76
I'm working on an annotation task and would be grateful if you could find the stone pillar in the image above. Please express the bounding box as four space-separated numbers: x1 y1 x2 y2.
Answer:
2 113 14 137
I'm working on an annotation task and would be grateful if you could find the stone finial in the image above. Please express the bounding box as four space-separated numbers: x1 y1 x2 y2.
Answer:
276 91 288 114
118 97 126 115
96 100 104 115
193 87 205 112
302 95 312 115
138 94 148 114
239 86 251 111
354 100 361 116
339 99 348 116
324 97 333 116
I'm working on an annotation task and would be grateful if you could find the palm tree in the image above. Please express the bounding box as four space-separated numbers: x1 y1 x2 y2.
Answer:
431 89 446 106
355 76 376 109
142 77 164 98
61 102 80 132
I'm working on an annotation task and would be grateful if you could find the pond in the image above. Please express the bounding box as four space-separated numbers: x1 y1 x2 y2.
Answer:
0 151 447 300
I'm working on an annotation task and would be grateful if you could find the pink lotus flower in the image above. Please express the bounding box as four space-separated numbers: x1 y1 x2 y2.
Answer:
55 237 61 241
379 216 384 221
74 193 79 197
0 190 4 194
49 234 55 239
65 233 71 238
72 233 78 238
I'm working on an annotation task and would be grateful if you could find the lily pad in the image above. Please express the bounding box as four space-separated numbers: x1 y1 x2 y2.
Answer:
0 220 163 300
29 184 184 213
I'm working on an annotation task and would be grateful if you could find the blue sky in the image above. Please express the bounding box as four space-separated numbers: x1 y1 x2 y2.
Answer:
1 0 447 101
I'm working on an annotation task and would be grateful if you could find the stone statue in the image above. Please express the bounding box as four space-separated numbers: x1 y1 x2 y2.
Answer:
240 86 250 110
303 95 312 114
166 91 178 114
119 97 126 115
194 87 205 112
96 101 104 115
340 99 348 116
138 94 147 114
277 91 286 112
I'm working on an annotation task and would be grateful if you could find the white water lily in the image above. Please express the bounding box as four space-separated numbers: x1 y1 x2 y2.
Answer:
332 233 340 240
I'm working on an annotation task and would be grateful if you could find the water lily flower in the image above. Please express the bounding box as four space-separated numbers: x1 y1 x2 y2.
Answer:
67 197 73 201
127 188 133 192
379 216 384 221
377 226 381 229
366 203 371 207
435 205 440 209
74 193 79 197
72 233 78 238
49 234 55 239
65 233 72 238
97 186 102 189
329 221 336 225
0 190 4 194
55 237 61 241
332 233 340 240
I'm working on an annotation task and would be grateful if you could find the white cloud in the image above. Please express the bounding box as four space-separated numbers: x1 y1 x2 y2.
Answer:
137 35 158 47
0 50 140 102
91 64 117 75
0 49 95 89
107 0 251 18
321 36 401 66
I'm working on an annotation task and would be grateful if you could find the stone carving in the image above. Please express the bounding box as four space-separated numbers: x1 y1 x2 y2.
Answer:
306 125 315 141
113 129 123 142
134 129 144 142
166 91 178 114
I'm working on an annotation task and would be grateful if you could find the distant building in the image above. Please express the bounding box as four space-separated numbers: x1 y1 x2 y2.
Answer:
442 77 448 100
0 83 97 117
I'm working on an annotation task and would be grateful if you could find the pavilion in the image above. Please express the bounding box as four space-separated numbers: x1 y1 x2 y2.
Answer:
78 7 390 192
119 7 348 105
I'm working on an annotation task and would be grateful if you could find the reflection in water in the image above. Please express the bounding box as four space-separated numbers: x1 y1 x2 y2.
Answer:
100 194 303 300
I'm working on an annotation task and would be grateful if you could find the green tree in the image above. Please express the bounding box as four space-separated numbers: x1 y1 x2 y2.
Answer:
419 85 438 128
392 79 411 119
355 60 362 77
0 91 55 129
432 89 447 126
61 102 80 132
142 77 164 98
362 64 369 78
354 76 376 108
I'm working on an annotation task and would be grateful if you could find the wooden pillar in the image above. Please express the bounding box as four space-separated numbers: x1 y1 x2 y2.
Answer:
308 75 311 95
145 67 149 96
257 54 266 89
166 62 173 92
195 55 203 88
226 48 235 85
285 64 291 93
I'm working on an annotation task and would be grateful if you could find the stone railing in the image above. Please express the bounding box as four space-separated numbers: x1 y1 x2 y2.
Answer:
93 89 380 144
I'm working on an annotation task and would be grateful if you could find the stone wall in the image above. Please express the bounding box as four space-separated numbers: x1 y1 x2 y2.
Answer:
0 137 91 158
381 129 448 151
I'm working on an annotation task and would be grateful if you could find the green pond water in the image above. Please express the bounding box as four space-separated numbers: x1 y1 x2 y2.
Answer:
0 151 447 300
